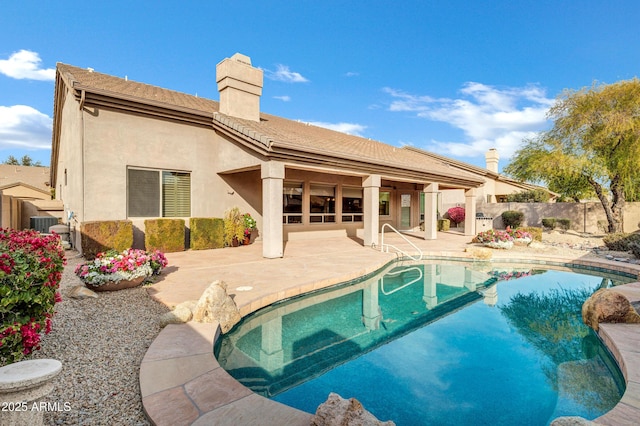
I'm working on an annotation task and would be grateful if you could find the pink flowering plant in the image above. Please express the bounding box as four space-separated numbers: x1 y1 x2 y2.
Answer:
243 213 257 239
74 248 168 286
0 228 66 365
446 206 466 226
505 227 533 245
473 229 514 249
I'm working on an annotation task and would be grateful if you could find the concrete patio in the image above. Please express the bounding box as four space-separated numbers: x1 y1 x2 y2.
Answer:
140 231 640 425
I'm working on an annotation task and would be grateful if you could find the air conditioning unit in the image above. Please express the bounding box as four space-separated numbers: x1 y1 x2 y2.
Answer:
30 216 59 234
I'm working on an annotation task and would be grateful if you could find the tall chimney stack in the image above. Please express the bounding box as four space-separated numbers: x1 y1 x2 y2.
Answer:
485 148 499 173
216 53 263 122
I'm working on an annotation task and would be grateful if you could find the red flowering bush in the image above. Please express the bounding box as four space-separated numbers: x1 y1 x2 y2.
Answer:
0 228 66 365
446 206 465 226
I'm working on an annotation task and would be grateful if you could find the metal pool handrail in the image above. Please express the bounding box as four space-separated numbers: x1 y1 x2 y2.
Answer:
380 223 423 261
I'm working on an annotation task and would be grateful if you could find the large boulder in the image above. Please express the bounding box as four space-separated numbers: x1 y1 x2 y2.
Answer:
582 288 640 331
192 280 241 333
159 301 196 327
311 392 395 426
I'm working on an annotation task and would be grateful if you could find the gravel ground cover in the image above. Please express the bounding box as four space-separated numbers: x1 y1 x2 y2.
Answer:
33 252 169 426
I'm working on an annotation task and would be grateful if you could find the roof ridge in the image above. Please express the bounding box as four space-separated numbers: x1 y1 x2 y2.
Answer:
212 113 273 148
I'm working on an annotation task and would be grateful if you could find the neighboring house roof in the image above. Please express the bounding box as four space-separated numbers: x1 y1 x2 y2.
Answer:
403 146 557 196
52 64 486 189
0 182 51 198
0 165 51 192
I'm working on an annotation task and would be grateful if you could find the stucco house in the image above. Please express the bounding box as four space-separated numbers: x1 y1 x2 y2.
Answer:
51 53 498 258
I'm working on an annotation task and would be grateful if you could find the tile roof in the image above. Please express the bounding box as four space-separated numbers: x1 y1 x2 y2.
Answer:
0 165 51 192
56 63 484 187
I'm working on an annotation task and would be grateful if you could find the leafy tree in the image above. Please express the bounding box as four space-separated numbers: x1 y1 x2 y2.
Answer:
504 79 640 232
2 155 42 167
506 188 551 203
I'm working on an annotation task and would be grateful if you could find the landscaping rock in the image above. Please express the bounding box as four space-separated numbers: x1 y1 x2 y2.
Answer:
464 246 492 260
550 416 596 426
159 303 194 327
67 285 98 299
311 392 395 426
582 288 640 331
193 280 241 333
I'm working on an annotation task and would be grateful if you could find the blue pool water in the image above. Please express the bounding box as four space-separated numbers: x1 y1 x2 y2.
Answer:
214 261 631 425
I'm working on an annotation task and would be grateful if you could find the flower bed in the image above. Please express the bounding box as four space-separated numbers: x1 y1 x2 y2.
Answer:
74 249 167 289
506 227 533 246
0 228 66 365
473 229 514 250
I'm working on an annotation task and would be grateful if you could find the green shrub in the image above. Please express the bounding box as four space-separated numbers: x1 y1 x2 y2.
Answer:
1 229 65 365
602 233 640 252
190 218 224 250
145 219 185 252
541 218 556 229
80 220 133 260
506 189 550 203
223 207 245 246
501 211 524 228
437 219 450 232
518 226 543 242
556 218 571 231
630 242 640 259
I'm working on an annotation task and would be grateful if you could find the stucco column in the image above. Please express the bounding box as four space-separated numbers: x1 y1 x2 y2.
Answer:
362 175 381 247
423 183 438 240
261 162 285 258
423 264 438 309
464 188 477 236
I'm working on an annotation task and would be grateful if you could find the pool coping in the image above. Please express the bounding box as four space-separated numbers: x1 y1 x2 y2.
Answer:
140 250 640 426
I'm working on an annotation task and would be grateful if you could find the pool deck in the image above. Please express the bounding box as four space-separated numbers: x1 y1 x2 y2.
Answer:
140 231 640 425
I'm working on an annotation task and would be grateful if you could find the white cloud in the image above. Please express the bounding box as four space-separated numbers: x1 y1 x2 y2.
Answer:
384 83 554 159
0 50 55 81
0 105 53 150
264 64 309 83
345 71 359 77
273 95 291 102
306 121 367 137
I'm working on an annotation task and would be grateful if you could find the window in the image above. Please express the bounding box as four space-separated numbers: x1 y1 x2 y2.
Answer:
283 181 303 224
128 168 190 217
379 192 390 216
420 192 425 221
310 184 335 223
342 187 363 222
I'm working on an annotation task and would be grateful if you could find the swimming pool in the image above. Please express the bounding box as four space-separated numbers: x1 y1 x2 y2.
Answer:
215 260 632 425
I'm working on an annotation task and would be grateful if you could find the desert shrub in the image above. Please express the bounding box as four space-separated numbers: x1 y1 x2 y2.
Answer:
501 211 524 228
446 207 465 226
80 220 133 260
145 219 185 252
541 218 556 229
602 233 640 252
518 226 543 242
438 219 450 232
556 218 571 231
0 229 65 365
190 218 224 250
223 207 245 246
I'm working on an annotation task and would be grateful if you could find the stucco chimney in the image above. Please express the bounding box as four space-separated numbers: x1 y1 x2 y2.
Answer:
485 148 499 173
216 53 263 122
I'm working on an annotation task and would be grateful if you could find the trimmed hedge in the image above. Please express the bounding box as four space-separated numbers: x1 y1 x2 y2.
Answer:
518 226 543 242
438 219 450 232
501 211 524 228
145 219 185 253
557 218 571 231
541 218 556 229
190 218 224 250
81 220 133 260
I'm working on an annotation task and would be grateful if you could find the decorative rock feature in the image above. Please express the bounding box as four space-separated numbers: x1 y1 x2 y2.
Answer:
192 280 241 333
311 392 395 426
582 288 640 331
67 285 98 299
550 416 596 426
159 300 196 327
0 359 62 426
465 246 492 260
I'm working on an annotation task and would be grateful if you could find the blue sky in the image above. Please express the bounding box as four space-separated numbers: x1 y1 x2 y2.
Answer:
1 1 639 171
